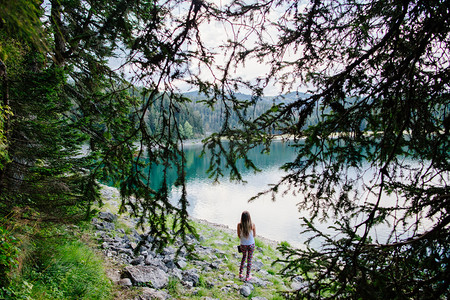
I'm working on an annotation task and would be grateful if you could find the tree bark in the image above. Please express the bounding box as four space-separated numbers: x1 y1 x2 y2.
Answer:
51 0 66 66
0 58 9 189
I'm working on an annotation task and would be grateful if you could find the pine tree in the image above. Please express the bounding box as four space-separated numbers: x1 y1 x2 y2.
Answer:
201 0 450 298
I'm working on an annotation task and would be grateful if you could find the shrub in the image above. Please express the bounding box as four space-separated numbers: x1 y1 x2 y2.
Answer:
28 238 112 299
0 220 20 287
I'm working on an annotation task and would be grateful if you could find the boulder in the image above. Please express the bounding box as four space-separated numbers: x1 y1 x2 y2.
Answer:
118 278 132 287
182 269 200 287
98 212 117 222
122 265 169 289
240 285 252 297
131 255 145 265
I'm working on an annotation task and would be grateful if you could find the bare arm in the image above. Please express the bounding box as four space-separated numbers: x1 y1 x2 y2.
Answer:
237 223 241 238
252 223 256 237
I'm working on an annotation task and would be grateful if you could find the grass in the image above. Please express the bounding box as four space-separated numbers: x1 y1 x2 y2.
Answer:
2 214 113 300
2 186 295 300
156 218 290 299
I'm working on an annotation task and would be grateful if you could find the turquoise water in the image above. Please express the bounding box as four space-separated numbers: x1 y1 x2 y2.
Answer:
140 140 433 248
170 141 306 246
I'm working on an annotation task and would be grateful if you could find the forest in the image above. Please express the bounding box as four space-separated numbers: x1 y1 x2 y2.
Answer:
1 0 449 299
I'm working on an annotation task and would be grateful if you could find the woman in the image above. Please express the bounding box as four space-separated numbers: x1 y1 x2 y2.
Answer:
237 210 256 281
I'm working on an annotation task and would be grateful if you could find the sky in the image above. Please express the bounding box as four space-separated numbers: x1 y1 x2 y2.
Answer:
41 0 310 96
172 0 310 96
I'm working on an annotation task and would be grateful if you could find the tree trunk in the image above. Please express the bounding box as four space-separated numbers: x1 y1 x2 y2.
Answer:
0 58 9 189
51 0 66 66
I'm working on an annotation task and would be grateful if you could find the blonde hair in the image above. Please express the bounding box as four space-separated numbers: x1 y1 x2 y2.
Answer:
240 211 252 238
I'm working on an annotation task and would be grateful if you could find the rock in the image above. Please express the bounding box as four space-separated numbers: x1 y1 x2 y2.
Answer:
252 297 268 300
130 242 138 250
182 269 200 287
145 257 168 272
210 260 221 269
163 246 176 256
291 276 308 290
165 260 176 269
240 285 252 297
98 212 117 222
252 260 264 271
131 255 145 265
176 259 187 269
136 287 170 300
95 221 115 231
170 268 183 281
213 240 227 247
118 278 132 286
122 265 169 289
247 276 270 287
291 281 308 290
117 247 134 257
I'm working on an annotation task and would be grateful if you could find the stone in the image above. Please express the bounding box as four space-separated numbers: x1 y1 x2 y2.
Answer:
130 242 138 250
162 246 175 256
213 240 227 246
170 268 183 281
145 257 168 272
240 285 252 297
291 281 307 290
131 255 145 265
252 260 264 271
117 247 133 257
99 221 115 231
182 269 200 287
98 212 117 222
165 260 176 269
210 260 221 269
122 265 169 289
136 287 170 300
247 276 270 287
176 259 187 269
118 278 132 286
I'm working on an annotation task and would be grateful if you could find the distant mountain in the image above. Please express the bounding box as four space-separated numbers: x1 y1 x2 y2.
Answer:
182 90 311 104
181 90 313 133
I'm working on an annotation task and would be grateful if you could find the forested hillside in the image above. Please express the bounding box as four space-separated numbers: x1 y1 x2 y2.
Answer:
182 91 312 134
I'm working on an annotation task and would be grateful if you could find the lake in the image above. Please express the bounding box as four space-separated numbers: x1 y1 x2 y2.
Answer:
140 140 432 248
159 141 361 248
171 141 308 247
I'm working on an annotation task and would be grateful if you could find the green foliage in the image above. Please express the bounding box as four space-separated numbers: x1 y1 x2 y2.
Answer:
198 1 450 299
27 240 112 299
278 241 291 248
5 227 113 300
166 276 181 295
1 1 447 298
0 219 20 288
0 105 11 170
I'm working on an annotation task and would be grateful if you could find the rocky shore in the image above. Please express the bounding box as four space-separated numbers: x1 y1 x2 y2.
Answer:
94 184 302 299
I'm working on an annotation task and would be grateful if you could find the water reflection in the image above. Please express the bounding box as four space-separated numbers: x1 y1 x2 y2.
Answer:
144 141 432 248
168 141 311 247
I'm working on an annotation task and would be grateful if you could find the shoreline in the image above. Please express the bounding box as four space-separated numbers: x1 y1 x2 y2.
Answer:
191 217 281 249
99 184 282 250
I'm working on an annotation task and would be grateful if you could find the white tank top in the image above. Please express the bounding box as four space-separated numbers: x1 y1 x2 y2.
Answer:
240 230 255 245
